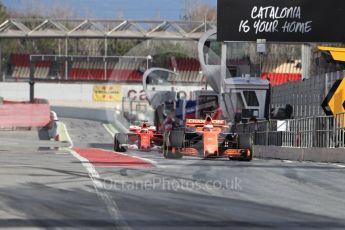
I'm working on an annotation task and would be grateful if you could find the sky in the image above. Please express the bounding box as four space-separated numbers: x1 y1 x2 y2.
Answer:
2 0 217 20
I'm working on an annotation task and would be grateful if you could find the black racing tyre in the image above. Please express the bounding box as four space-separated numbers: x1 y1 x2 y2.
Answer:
138 138 142 151
163 142 183 159
228 149 252 161
169 130 185 147
114 135 120 151
238 134 253 161
114 133 128 152
229 157 239 161
170 131 184 159
165 149 183 159
242 148 253 161
238 133 252 150
172 150 183 159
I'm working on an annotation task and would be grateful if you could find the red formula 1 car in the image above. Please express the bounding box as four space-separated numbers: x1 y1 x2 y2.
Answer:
114 121 163 152
163 115 253 161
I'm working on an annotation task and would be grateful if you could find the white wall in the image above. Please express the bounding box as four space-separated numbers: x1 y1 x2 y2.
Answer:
0 82 203 102
0 83 95 101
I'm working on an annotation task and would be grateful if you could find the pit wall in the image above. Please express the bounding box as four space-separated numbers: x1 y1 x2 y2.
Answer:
0 82 202 103
254 145 345 164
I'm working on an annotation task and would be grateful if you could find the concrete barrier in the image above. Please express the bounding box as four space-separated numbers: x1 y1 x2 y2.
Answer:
254 145 345 163
0 82 202 102
51 106 129 133
0 100 50 129
303 148 345 163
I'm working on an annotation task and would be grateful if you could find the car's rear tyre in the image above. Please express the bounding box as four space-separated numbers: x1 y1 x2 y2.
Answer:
169 130 185 147
163 134 183 159
114 133 128 152
137 138 143 151
114 134 120 151
238 133 252 149
242 148 253 161
163 146 183 159
238 134 253 161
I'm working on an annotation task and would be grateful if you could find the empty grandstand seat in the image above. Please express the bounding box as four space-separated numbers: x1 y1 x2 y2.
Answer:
261 72 302 86
156 57 201 83
9 54 54 79
67 59 143 82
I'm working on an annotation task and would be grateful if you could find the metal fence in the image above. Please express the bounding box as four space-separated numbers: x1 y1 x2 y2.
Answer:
272 71 345 118
236 113 345 148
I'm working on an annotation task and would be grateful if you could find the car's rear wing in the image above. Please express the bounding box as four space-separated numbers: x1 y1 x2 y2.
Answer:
186 118 226 127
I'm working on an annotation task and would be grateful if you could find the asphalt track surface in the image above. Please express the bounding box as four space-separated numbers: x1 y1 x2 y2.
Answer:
0 118 345 230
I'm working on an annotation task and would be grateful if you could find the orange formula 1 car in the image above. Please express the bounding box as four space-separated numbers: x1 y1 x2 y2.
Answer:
163 116 253 161
114 121 163 152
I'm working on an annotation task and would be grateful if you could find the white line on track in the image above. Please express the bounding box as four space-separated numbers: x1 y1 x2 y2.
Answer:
282 160 294 163
61 122 74 148
103 123 115 138
132 155 159 166
62 122 131 230
333 164 345 168
0 164 32 167
309 161 345 169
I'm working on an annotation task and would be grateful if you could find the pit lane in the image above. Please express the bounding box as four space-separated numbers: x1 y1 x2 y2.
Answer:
0 118 345 230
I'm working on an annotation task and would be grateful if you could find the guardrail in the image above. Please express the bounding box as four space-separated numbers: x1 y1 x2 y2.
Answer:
236 113 345 148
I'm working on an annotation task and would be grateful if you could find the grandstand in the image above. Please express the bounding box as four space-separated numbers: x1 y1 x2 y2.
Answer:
2 18 340 87
7 53 206 84
261 58 302 86
7 53 303 85
69 59 144 82
161 57 204 83
10 54 52 79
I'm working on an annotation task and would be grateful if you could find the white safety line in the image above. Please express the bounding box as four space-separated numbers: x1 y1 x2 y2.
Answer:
111 150 158 166
310 161 345 169
62 122 131 230
69 149 131 230
60 122 74 148
333 164 345 168
132 155 159 166
0 164 32 167
282 160 294 163
103 123 115 138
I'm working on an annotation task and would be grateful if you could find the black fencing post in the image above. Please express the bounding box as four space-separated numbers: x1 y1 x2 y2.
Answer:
29 58 35 103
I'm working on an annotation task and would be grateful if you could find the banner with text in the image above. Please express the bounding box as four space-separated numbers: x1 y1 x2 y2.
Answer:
218 0 345 42
93 85 122 102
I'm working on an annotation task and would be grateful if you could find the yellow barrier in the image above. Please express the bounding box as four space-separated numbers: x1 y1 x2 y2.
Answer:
318 46 345 62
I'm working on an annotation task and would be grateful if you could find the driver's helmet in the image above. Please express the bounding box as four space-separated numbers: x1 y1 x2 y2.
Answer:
203 124 214 131
140 129 149 133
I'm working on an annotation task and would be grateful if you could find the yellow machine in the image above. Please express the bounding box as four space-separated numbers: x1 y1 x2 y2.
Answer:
319 46 345 127
318 46 345 62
